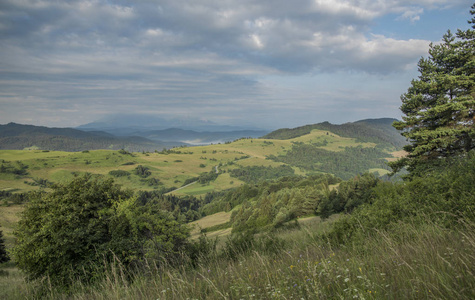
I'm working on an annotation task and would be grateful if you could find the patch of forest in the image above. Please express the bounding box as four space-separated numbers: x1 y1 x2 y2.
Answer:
267 144 389 180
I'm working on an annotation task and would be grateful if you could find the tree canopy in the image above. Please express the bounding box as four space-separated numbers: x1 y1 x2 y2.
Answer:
12 175 190 286
391 5 475 173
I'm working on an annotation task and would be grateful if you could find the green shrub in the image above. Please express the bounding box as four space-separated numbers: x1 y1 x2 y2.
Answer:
108 169 130 177
134 165 151 178
12 175 190 287
325 152 475 246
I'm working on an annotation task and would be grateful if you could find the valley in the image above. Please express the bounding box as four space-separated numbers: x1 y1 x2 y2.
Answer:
0 120 400 196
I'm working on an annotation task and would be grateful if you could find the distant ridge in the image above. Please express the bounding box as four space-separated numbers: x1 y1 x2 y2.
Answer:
262 118 407 149
0 123 177 152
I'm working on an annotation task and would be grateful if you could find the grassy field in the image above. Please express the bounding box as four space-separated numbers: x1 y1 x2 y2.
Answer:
189 211 232 237
0 205 22 248
0 129 393 197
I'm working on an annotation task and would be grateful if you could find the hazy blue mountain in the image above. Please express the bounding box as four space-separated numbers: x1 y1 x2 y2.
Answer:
77 114 261 133
0 123 182 152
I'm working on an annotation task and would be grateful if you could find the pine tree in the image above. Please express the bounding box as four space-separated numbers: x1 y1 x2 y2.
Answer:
391 4 475 173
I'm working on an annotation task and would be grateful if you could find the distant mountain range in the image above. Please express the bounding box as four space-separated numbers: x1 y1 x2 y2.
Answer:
0 123 179 152
0 123 269 151
77 113 261 133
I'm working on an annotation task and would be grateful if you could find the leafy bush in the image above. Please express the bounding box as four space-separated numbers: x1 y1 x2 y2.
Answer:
318 173 380 219
134 165 151 178
325 151 475 246
12 175 190 287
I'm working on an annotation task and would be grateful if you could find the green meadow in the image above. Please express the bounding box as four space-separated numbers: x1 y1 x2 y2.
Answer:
0 129 394 196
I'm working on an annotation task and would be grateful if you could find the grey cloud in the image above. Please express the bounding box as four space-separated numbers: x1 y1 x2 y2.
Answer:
0 0 443 74
0 0 468 127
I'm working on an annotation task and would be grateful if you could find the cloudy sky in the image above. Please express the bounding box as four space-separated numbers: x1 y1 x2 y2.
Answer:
0 0 472 130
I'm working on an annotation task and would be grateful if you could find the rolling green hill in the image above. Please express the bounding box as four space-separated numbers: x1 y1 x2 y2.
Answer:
262 118 407 149
0 119 403 196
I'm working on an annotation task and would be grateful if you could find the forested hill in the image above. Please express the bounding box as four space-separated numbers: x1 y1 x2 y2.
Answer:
0 123 173 152
262 118 407 149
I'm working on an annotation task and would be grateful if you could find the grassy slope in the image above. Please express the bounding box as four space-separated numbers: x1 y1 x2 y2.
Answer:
0 129 389 196
3 214 473 300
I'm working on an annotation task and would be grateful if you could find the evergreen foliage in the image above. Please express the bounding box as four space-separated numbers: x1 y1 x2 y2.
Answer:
391 7 475 173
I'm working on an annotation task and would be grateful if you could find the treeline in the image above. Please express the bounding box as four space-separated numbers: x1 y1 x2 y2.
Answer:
267 144 389 180
229 165 295 184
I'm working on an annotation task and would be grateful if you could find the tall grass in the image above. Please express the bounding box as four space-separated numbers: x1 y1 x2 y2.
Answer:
4 216 473 299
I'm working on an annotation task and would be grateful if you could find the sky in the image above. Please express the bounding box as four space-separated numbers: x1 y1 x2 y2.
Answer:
0 0 472 130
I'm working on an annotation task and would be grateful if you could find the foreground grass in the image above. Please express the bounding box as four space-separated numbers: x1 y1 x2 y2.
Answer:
3 217 473 299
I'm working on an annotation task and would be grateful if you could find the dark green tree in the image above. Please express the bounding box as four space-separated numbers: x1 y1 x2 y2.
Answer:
12 175 189 287
391 5 475 174
134 165 151 177
0 229 9 263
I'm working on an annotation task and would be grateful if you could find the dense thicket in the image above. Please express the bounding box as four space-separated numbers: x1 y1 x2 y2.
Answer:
268 144 389 180
12 175 190 286
135 190 203 222
327 151 475 245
